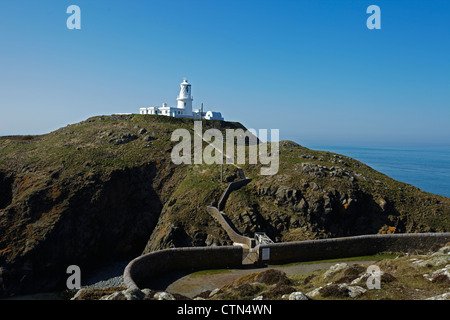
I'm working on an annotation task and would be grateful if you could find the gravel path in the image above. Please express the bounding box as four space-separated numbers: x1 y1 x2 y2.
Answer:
81 260 129 290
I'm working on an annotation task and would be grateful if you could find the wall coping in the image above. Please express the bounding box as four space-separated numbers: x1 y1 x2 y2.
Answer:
123 245 243 290
123 232 450 290
259 232 450 248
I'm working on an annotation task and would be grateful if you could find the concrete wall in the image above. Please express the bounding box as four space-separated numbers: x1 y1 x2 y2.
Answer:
208 175 255 248
218 178 252 211
123 246 243 290
257 233 450 265
207 206 255 248
123 233 450 290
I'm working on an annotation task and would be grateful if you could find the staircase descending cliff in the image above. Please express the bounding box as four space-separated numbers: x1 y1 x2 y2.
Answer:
207 165 276 265
195 128 274 263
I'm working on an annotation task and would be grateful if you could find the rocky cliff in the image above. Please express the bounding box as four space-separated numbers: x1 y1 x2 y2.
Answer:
0 114 449 297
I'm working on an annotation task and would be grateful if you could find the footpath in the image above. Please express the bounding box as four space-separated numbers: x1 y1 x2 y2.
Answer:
163 259 376 298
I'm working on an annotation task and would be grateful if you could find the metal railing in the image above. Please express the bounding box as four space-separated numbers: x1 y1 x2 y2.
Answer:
255 232 274 245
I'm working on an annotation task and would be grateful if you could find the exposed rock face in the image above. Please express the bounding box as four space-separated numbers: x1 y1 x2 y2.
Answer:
0 172 13 210
223 182 405 242
0 164 164 296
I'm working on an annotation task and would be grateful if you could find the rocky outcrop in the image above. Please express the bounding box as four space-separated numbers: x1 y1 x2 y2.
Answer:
228 182 401 241
71 287 182 300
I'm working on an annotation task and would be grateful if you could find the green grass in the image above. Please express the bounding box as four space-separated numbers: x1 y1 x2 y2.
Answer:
268 253 399 268
189 269 232 278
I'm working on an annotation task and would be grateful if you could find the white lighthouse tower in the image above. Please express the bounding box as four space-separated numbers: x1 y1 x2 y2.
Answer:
177 78 193 116
139 78 224 120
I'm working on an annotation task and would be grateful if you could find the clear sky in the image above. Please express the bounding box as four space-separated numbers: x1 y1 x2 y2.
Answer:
0 0 449 148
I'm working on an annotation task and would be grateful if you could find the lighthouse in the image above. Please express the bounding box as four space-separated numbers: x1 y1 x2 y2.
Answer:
177 78 193 115
139 78 224 120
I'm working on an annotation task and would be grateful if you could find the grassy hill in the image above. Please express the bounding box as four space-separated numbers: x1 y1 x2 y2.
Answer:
0 114 448 296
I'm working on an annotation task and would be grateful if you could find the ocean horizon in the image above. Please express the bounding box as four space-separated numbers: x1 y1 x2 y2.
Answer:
307 144 450 198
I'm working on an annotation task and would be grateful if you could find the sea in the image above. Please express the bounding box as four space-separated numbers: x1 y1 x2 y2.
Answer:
307 145 450 198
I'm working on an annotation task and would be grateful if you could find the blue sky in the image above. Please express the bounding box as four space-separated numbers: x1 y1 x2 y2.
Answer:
0 0 449 148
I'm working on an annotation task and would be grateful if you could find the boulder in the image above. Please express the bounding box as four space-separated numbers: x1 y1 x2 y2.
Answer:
154 291 176 300
318 284 349 298
323 263 348 279
209 288 221 297
288 291 308 300
70 288 88 300
423 264 450 282
275 186 300 203
98 288 146 300
310 182 319 191
305 287 322 298
143 135 155 142
411 252 450 268
426 292 450 300
110 133 138 145
341 284 367 298
100 291 127 300
123 288 145 300
439 246 450 254
294 198 308 212
319 283 366 298
141 288 156 300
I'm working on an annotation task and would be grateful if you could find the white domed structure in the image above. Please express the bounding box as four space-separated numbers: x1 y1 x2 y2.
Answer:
139 78 224 121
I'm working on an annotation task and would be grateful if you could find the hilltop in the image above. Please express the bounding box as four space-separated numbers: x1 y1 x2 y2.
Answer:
0 114 449 297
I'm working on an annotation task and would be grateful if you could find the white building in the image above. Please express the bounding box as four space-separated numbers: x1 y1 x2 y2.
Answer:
139 79 224 121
